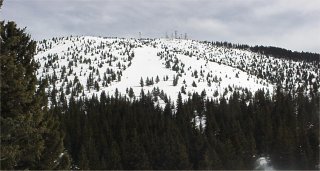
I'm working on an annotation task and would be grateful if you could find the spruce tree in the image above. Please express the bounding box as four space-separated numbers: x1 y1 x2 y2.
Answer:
0 21 69 169
122 129 150 169
140 77 144 87
155 75 160 83
128 87 135 99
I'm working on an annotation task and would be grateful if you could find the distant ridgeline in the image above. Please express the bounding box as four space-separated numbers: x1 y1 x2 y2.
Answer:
204 41 320 62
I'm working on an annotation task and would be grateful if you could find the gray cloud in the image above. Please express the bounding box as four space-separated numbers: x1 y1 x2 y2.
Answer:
2 0 320 53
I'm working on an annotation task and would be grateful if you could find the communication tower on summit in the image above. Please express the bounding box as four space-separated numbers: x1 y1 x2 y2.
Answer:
165 32 169 39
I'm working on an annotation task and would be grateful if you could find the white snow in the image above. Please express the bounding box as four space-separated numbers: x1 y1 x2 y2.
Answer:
34 36 318 109
255 157 274 170
102 46 178 100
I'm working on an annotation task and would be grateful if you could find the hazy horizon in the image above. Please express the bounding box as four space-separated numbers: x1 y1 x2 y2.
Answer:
2 0 320 53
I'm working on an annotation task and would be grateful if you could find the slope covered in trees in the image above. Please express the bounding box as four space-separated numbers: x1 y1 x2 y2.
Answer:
35 36 319 107
1 2 319 169
2 29 319 169
52 88 319 170
210 41 320 62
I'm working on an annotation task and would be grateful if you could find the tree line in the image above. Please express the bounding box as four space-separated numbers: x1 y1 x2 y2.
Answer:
207 41 319 62
52 87 319 170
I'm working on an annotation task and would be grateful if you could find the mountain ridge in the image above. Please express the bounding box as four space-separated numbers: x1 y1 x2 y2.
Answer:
35 36 319 107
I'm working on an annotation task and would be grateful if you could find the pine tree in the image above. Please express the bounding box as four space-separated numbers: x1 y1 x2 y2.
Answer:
192 81 197 87
107 141 122 169
0 21 69 169
128 87 135 99
122 129 150 169
36 81 71 169
173 75 179 86
140 77 144 87
155 75 160 83
78 145 89 169
181 86 186 94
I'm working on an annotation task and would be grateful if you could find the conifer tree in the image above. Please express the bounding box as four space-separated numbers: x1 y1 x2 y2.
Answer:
155 75 160 83
107 141 122 169
122 129 150 169
181 86 186 94
192 81 197 87
173 75 179 86
0 21 70 169
128 87 135 99
140 77 144 87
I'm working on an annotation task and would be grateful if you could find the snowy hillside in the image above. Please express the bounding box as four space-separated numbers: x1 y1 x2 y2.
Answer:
35 36 319 106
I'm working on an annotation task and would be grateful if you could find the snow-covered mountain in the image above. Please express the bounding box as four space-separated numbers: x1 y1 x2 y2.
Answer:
35 36 319 107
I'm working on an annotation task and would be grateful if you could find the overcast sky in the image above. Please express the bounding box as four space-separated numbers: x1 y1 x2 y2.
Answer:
2 0 320 53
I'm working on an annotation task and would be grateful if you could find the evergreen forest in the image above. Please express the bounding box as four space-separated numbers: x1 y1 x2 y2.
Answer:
52 88 319 170
1 3 319 169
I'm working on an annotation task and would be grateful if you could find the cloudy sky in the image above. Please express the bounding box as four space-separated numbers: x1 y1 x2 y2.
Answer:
2 0 320 53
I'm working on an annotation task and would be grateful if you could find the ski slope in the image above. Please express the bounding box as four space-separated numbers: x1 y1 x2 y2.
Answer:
35 36 318 107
